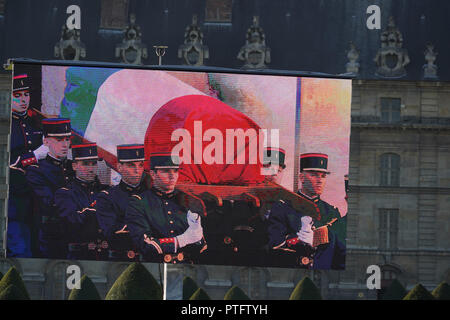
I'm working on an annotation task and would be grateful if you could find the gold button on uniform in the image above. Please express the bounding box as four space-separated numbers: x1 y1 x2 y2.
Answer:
169 220 174 224
167 211 172 215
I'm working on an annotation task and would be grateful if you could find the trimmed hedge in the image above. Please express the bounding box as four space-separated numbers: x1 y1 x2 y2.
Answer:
224 286 250 300
105 263 162 300
189 288 211 300
68 275 101 300
0 267 30 300
431 282 450 300
289 276 322 300
183 276 199 300
403 284 434 300
382 279 407 300
0 284 28 300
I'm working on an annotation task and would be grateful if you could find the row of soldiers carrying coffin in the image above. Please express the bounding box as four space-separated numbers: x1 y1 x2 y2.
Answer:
7 73 346 268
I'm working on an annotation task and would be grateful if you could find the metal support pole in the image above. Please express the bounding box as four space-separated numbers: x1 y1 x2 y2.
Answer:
163 263 167 300
153 46 168 66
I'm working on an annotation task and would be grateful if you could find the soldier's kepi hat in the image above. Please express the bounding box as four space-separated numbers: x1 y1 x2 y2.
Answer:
300 153 330 174
72 143 98 161
42 118 71 137
13 74 30 92
263 147 286 169
117 144 145 162
149 153 180 170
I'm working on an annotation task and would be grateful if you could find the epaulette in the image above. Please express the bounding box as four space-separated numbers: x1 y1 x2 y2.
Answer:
100 190 109 195
132 194 142 200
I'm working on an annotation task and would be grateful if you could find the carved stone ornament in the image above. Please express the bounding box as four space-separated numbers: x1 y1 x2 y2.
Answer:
178 15 209 66
374 17 410 78
54 24 86 60
115 14 148 65
237 16 271 69
346 42 360 74
423 43 438 79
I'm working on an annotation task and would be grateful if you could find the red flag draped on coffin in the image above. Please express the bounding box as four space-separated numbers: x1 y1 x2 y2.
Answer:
144 95 265 185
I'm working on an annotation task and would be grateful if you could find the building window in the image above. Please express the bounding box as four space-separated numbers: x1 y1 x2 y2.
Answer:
0 199 4 252
0 145 6 178
0 0 5 15
379 209 399 249
380 153 400 186
205 0 232 23
381 98 401 123
100 0 129 29
0 90 10 118
47 262 72 300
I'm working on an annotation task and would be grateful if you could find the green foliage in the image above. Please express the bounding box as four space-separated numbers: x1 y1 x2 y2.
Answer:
68 275 101 300
189 288 211 300
0 284 28 300
403 284 435 300
382 279 407 300
183 276 199 300
0 267 30 300
431 282 450 300
105 263 162 300
289 276 322 300
224 286 250 300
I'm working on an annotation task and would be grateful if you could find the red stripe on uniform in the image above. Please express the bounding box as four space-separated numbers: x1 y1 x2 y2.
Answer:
42 120 71 124
117 145 144 150
71 143 97 148
13 74 27 79
300 153 328 159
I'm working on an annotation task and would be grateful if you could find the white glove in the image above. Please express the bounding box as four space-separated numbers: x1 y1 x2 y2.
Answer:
297 216 314 246
176 210 203 249
33 144 49 160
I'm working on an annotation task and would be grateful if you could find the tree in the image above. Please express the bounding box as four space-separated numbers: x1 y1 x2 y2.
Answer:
403 284 434 300
0 284 28 300
68 275 101 300
183 276 199 300
289 276 322 300
431 282 450 300
0 267 30 300
224 286 250 300
382 279 407 300
105 263 162 300
189 288 211 300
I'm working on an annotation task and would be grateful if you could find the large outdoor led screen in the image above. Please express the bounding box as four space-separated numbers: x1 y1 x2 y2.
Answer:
5 62 351 269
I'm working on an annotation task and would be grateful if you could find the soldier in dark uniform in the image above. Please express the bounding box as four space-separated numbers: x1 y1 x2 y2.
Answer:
54 143 108 260
25 118 73 258
7 74 48 257
126 153 206 264
267 153 346 269
95 144 146 261
218 147 288 266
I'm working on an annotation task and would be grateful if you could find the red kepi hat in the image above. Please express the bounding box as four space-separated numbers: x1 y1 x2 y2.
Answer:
300 153 330 174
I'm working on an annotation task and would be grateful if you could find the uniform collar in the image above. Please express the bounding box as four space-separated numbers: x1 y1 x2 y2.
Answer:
75 177 96 189
297 190 320 202
119 179 143 193
46 154 65 167
151 187 175 199
12 111 28 120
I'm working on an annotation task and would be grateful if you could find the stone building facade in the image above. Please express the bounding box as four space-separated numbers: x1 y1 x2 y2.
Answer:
0 0 449 300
